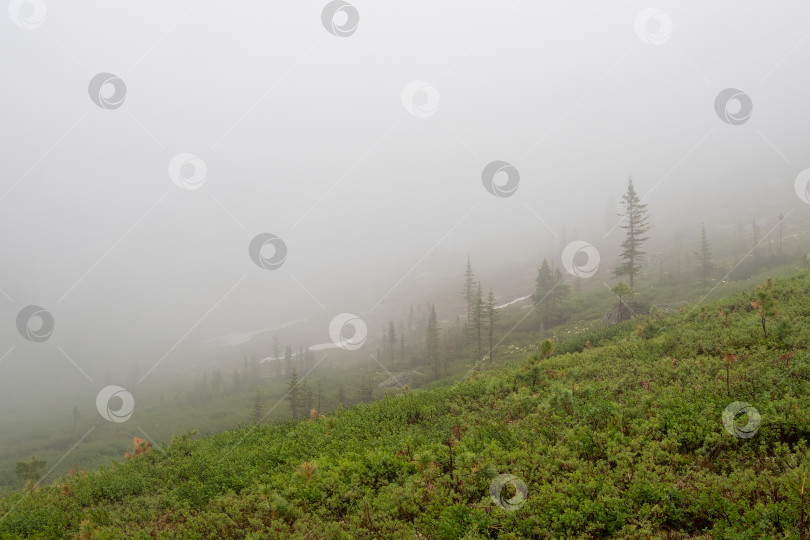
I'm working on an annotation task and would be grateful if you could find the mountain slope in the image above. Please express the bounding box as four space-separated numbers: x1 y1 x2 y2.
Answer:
2 272 810 539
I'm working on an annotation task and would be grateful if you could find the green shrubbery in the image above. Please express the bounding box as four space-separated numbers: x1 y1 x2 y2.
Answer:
1 273 810 538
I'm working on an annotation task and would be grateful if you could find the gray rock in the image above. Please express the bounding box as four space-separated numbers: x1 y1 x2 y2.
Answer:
602 301 636 326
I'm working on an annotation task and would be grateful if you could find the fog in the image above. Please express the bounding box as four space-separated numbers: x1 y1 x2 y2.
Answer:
2 1 809 404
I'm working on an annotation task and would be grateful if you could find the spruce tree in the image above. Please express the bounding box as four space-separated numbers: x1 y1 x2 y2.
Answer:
532 259 555 306
485 288 498 366
695 223 713 283
615 177 650 288
472 283 484 361
426 304 440 377
357 378 374 402
532 259 570 327
287 367 299 420
462 256 476 322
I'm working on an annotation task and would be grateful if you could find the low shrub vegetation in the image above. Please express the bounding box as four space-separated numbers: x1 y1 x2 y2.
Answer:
2 273 810 538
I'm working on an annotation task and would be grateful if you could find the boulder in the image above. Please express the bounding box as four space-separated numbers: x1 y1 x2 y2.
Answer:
601 301 636 326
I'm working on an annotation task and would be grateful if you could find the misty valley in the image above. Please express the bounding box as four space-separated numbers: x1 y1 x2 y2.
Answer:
2 1 810 538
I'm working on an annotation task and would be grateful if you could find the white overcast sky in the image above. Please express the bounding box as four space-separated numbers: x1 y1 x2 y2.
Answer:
1 1 809 388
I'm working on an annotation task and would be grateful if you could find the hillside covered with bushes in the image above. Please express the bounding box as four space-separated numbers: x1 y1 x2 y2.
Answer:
2 272 810 539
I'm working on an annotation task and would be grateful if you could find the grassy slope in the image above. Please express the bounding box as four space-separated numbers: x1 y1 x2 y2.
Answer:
0 250 803 498
2 272 810 538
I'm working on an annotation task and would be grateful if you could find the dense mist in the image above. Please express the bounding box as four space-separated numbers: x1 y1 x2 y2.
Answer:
2 4 810 532
3 2 810 388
